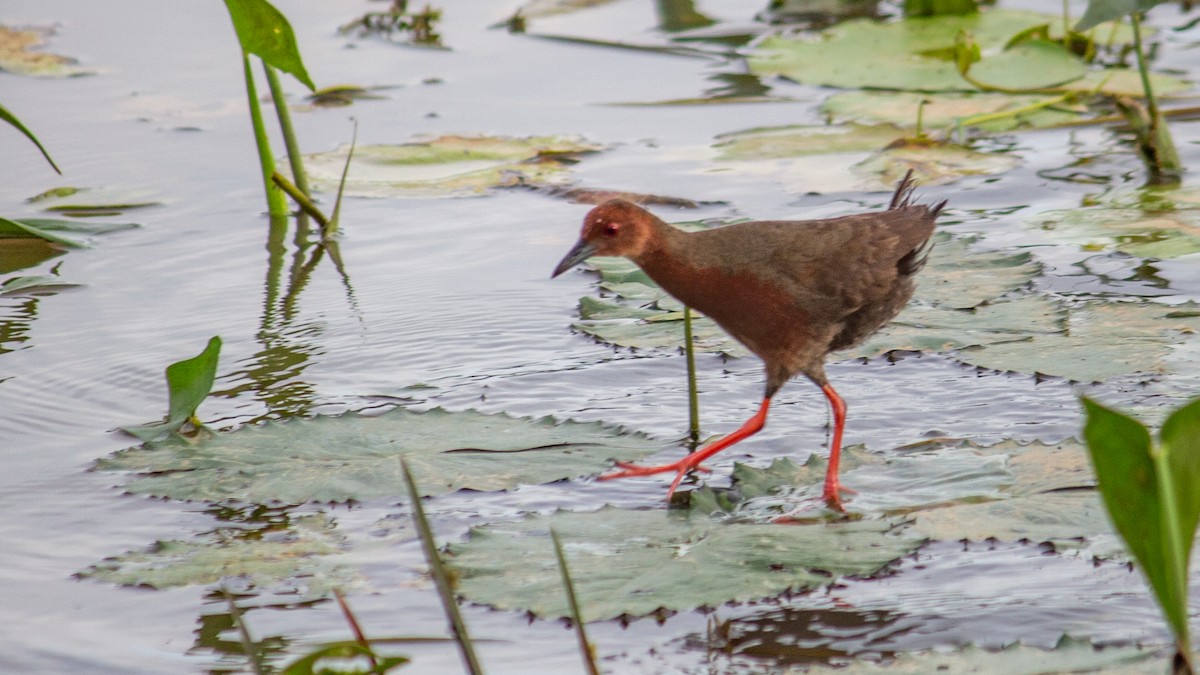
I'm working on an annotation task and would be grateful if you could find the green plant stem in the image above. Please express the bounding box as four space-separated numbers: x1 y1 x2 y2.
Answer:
263 63 311 199
956 93 1073 129
222 587 266 675
683 306 700 446
401 460 485 675
1153 449 1191 644
1130 14 1160 126
271 171 329 228
1061 0 1069 48
551 529 601 675
242 53 288 217
333 589 380 673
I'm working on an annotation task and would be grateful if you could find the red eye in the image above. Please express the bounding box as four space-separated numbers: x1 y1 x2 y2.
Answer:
603 222 620 236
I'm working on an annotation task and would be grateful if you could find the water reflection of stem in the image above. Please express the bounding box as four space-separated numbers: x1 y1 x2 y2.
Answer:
242 53 288 218
684 305 700 447
221 585 266 675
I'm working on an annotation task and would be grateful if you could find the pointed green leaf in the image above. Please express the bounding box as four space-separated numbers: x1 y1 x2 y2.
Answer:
122 336 221 441
223 0 315 91
1081 397 1185 639
0 101 60 173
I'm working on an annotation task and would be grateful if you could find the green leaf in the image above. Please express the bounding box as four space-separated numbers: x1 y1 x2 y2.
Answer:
76 513 356 597
1081 397 1185 639
1028 185 1200 259
0 275 81 296
98 408 664 504
122 336 221 442
0 216 138 248
748 10 1086 92
447 507 922 621
0 101 60 173
1075 0 1169 32
223 0 316 91
822 91 1087 132
303 134 603 198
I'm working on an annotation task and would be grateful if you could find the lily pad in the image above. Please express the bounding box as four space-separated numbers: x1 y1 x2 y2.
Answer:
1029 186 1200 259
303 134 603 198
801 636 1161 673
849 138 1020 190
447 506 922 621
748 10 1086 92
953 301 1200 382
822 90 1087 132
0 217 139 248
0 25 89 77
95 407 663 504
76 514 357 597
713 124 906 161
0 275 81 296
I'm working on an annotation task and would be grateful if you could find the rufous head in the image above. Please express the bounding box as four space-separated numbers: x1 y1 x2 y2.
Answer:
551 199 656 278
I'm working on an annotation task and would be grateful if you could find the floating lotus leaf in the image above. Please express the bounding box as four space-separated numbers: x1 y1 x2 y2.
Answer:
76 514 357 597
0 26 89 77
748 11 1086 92
303 134 603 198
800 636 1160 673
0 217 139 248
822 91 1087 132
953 301 1200 382
1061 68 1192 97
848 139 1020 190
913 233 1040 309
447 506 921 621
713 124 906 161
95 407 663 504
1029 186 1200 259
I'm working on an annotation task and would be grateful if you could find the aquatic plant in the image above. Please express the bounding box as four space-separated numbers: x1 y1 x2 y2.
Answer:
1082 397 1200 674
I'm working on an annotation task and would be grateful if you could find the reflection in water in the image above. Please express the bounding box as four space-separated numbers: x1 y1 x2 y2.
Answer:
193 596 292 673
703 73 771 101
213 215 357 421
0 297 38 356
702 605 905 667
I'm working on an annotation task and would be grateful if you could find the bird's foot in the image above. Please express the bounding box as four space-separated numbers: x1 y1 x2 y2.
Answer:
600 457 712 499
821 478 855 513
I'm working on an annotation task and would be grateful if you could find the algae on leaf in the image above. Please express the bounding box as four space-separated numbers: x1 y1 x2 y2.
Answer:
448 506 921 621
96 407 663 504
303 134 603 198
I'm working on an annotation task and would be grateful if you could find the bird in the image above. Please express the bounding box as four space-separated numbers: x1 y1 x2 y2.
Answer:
551 171 944 510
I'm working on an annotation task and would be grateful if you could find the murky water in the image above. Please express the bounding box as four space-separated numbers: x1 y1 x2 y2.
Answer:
4 0 1200 672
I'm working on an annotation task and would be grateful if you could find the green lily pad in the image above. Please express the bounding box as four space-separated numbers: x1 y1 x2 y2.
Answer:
447 506 922 621
76 514 357 597
0 25 89 77
0 217 139 248
511 0 622 20
822 91 1087 132
303 134 603 198
801 636 1161 673
1061 68 1192 97
0 275 81 296
95 407 663 504
748 10 1086 92
914 234 1041 309
848 138 1020 190
1029 186 1200 259
953 301 1200 382
713 124 907 161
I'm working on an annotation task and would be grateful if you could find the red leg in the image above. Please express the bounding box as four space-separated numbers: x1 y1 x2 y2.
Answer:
820 382 853 510
600 398 772 499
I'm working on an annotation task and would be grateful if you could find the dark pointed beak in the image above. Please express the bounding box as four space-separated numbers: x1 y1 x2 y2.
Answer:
551 239 596 278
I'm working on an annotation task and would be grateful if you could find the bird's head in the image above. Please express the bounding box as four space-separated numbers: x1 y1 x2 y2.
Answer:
551 199 656 278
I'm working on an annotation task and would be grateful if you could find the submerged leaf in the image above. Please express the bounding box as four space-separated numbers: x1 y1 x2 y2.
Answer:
97 408 663 504
304 134 603 198
1029 186 1200 259
448 507 921 621
0 217 139 248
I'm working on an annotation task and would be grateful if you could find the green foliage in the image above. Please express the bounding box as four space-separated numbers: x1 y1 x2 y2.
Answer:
122 336 222 442
1082 397 1200 668
904 0 980 16
223 0 315 91
0 217 137 248
1075 0 1170 32
0 101 60 174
